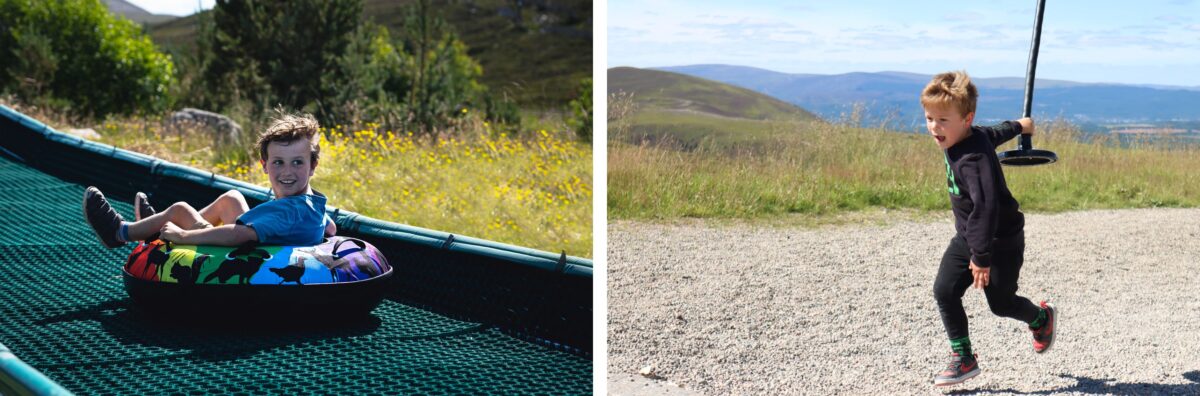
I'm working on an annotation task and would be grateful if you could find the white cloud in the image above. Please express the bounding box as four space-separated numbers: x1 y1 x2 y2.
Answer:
942 11 985 22
1154 15 1192 24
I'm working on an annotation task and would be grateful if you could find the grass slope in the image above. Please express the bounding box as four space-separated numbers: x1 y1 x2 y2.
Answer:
609 115 1200 221
608 67 820 122
618 111 818 153
145 0 591 108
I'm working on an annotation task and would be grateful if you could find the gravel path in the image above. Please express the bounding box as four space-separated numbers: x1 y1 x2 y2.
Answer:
608 209 1200 395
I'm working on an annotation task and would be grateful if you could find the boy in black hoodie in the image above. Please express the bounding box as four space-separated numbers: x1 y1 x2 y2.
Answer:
922 71 1057 387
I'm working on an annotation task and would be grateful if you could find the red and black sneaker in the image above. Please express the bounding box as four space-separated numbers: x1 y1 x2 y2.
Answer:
1031 301 1057 353
933 352 980 386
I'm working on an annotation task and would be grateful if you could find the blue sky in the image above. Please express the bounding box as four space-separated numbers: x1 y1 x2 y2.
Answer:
125 0 214 17
609 0 1200 86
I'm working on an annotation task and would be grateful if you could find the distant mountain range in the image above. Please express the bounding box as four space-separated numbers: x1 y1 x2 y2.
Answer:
653 64 1200 127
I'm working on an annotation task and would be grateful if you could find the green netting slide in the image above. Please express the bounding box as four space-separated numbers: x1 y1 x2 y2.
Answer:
0 105 592 395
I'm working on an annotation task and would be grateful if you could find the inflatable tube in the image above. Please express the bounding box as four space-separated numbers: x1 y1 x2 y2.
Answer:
122 236 392 318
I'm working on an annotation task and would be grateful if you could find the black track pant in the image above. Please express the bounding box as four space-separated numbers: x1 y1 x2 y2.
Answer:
933 234 1040 341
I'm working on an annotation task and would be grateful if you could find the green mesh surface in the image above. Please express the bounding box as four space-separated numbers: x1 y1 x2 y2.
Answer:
0 155 592 395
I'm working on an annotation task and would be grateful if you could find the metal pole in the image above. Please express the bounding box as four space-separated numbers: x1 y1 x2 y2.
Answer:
1020 0 1047 150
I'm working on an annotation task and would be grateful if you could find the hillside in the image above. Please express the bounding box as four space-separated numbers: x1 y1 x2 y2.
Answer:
658 64 1200 127
607 67 823 152
143 0 592 108
104 0 176 24
608 67 818 122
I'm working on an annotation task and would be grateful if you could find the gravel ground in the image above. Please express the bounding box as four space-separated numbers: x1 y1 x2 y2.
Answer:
608 208 1200 395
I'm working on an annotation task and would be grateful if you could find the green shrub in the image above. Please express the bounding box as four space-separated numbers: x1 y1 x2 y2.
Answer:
196 0 361 115
482 92 522 130
192 0 496 134
0 0 174 117
320 24 409 129
394 0 485 131
566 78 592 142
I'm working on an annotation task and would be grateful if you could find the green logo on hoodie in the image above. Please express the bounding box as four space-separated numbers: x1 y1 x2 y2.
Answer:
944 156 960 196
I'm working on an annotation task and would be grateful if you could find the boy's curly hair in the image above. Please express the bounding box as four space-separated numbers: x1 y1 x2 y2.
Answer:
256 111 321 164
921 71 978 117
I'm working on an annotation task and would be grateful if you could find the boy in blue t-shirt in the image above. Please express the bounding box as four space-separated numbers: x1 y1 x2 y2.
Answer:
83 112 335 247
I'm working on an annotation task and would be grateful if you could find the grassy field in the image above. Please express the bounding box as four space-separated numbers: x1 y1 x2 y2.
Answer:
10 101 593 257
609 109 1200 222
619 110 819 150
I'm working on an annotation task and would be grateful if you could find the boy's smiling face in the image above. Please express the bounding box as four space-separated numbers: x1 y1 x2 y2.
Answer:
925 104 974 150
261 136 316 198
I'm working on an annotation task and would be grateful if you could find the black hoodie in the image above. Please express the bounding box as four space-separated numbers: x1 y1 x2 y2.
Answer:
943 120 1025 268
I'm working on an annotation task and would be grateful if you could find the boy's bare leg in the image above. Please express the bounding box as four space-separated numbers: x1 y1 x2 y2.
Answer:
125 202 208 241
197 190 250 227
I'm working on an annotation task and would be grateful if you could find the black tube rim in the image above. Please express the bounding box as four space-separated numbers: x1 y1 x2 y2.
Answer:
998 149 1058 166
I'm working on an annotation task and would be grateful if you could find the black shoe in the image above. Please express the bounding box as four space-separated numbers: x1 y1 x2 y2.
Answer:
135 192 156 221
933 352 980 386
83 186 126 248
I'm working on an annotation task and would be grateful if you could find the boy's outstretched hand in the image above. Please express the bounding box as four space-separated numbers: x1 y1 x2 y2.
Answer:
969 260 990 289
1018 117 1035 135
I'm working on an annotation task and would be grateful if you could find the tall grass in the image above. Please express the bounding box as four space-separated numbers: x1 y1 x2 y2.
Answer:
313 122 591 258
4 98 592 257
609 108 1200 221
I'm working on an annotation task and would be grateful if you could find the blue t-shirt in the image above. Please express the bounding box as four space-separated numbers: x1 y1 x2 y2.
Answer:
235 190 331 246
